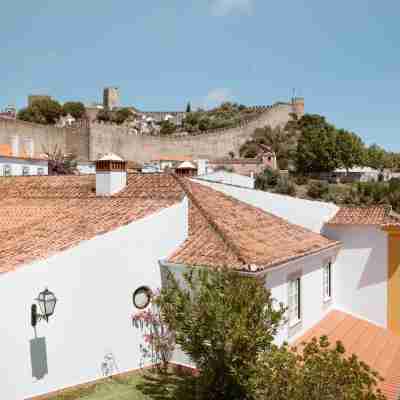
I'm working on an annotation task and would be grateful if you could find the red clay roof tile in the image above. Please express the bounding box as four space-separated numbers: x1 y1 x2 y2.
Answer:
168 179 339 271
0 173 339 275
327 206 400 227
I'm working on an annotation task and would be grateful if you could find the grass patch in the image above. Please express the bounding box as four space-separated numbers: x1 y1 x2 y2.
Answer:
47 369 195 400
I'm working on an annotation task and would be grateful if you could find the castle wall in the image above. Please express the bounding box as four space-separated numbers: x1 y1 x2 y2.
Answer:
0 100 301 164
0 119 90 161
89 103 296 162
0 118 68 158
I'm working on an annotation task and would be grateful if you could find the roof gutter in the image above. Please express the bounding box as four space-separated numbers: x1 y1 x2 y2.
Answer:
159 242 342 278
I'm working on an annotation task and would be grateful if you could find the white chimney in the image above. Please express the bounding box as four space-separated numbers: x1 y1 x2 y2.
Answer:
96 153 127 196
196 159 208 176
11 135 19 157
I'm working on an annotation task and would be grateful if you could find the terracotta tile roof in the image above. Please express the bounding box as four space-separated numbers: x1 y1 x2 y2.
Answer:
327 206 400 227
0 174 184 274
0 173 338 275
295 310 400 400
168 179 339 272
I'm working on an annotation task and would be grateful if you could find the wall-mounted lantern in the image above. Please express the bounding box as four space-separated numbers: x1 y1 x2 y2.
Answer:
31 288 57 327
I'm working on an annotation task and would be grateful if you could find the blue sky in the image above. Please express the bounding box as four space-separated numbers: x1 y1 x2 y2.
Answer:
1 0 399 150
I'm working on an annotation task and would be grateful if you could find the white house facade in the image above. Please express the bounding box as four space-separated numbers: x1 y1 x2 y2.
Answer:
1 168 400 399
0 156 48 176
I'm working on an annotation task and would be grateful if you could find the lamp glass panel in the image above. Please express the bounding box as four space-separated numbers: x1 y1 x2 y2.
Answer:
37 294 46 315
45 296 56 316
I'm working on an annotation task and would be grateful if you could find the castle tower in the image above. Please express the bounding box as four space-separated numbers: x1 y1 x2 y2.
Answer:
291 97 305 118
103 87 120 110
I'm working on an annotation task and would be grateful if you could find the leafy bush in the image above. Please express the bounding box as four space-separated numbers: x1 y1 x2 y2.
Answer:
294 174 309 185
255 168 280 190
275 177 296 196
307 181 330 199
160 120 176 135
113 108 134 125
62 102 86 120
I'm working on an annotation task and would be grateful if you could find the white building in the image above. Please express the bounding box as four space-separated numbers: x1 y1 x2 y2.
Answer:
76 161 96 175
0 135 49 176
1 163 400 399
0 155 48 176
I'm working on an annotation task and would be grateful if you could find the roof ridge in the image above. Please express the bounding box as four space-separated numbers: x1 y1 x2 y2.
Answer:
171 174 248 267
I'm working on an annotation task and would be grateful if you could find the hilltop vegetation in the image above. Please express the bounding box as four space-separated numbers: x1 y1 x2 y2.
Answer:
241 113 400 172
180 102 264 133
245 113 400 212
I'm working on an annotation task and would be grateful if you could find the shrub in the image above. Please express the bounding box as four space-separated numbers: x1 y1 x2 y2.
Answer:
275 177 296 196
307 181 330 199
294 174 309 185
255 168 281 191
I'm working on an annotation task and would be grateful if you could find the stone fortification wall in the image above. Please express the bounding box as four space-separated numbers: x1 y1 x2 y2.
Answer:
65 120 90 161
0 118 68 157
89 102 297 163
0 99 302 164
0 118 90 161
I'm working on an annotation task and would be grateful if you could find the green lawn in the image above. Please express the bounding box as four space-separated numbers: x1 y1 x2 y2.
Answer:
49 370 195 400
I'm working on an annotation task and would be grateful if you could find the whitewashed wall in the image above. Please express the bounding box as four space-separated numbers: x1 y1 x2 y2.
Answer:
265 247 339 345
0 158 48 176
195 171 255 189
195 181 339 233
323 225 388 327
163 245 339 352
0 198 188 400
76 163 95 175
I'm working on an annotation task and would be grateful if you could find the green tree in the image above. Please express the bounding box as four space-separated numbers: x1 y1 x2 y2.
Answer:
336 129 365 171
158 268 286 400
365 144 387 171
112 108 134 124
96 109 112 123
255 336 385 400
186 102 192 113
254 125 297 168
160 120 176 135
155 267 385 400
295 114 339 173
17 98 63 125
62 102 86 120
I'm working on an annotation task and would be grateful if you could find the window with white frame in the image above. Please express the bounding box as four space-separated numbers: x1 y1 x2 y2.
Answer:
37 167 45 176
288 277 301 325
3 165 11 176
22 166 29 176
323 263 332 301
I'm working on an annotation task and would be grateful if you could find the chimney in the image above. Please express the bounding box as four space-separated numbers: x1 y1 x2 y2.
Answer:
11 135 19 157
95 153 127 196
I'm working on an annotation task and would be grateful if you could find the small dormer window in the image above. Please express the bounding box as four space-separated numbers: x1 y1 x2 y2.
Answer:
3 165 11 176
22 166 30 176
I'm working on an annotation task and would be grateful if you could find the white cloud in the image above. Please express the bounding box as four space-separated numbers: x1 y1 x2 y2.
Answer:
210 0 253 16
203 88 234 109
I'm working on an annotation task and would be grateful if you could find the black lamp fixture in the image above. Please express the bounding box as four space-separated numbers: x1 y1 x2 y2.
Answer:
31 288 57 327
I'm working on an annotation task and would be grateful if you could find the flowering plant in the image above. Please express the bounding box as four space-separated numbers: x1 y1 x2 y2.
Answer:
132 289 175 373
